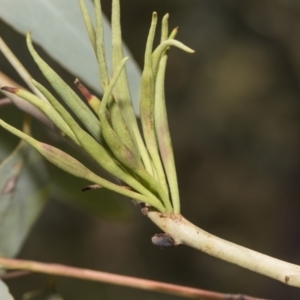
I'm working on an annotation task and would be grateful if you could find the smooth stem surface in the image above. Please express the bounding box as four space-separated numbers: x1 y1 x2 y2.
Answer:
0 72 54 129
0 38 46 100
0 98 12 107
148 212 300 287
0 257 265 300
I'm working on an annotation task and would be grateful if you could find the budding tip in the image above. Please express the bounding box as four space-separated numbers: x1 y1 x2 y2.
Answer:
75 79 93 101
82 184 102 192
74 78 80 86
1 86 18 93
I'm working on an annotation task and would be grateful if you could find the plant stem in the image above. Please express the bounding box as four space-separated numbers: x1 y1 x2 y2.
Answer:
0 71 54 129
0 38 46 100
0 97 12 107
148 212 300 287
0 256 265 300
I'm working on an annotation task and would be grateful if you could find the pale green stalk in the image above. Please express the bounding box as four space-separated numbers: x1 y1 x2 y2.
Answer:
98 57 141 170
79 0 96 51
139 12 169 198
26 32 102 142
94 0 110 90
152 40 194 79
109 100 139 160
98 58 172 212
0 120 165 212
33 79 165 210
154 16 180 213
111 0 153 175
2 86 78 144
0 37 46 100
154 54 180 213
148 211 300 288
160 14 169 42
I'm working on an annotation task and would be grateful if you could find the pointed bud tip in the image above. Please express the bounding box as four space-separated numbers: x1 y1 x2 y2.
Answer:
82 184 102 192
74 78 93 101
26 31 32 40
1 86 18 93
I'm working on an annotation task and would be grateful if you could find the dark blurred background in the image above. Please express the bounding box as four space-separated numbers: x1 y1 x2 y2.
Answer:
1 0 300 299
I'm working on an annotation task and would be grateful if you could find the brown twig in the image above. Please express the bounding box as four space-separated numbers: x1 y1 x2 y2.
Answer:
0 256 267 300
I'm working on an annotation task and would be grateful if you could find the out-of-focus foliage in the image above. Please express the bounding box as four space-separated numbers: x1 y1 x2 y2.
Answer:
0 139 50 257
51 166 132 220
0 280 15 300
22 278 63 300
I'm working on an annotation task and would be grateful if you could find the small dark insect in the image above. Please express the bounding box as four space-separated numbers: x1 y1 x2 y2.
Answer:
132 199 149 215
81 184 102 192
151 233 176 248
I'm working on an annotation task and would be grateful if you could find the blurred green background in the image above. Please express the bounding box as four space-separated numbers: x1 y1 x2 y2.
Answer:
1 0 300 299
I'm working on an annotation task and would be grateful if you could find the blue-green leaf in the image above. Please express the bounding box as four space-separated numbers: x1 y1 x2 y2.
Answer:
0 0 141 115
0 280 15 300
0 140 51 257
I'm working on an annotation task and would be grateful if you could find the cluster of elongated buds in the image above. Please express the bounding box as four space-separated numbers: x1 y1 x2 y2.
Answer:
0 0 194 214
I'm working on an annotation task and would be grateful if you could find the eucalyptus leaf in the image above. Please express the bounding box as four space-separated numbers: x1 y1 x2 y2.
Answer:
0 0 141 114
0 280 15 300
0 103 24 163
0 140 51 257
0 131 16 163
